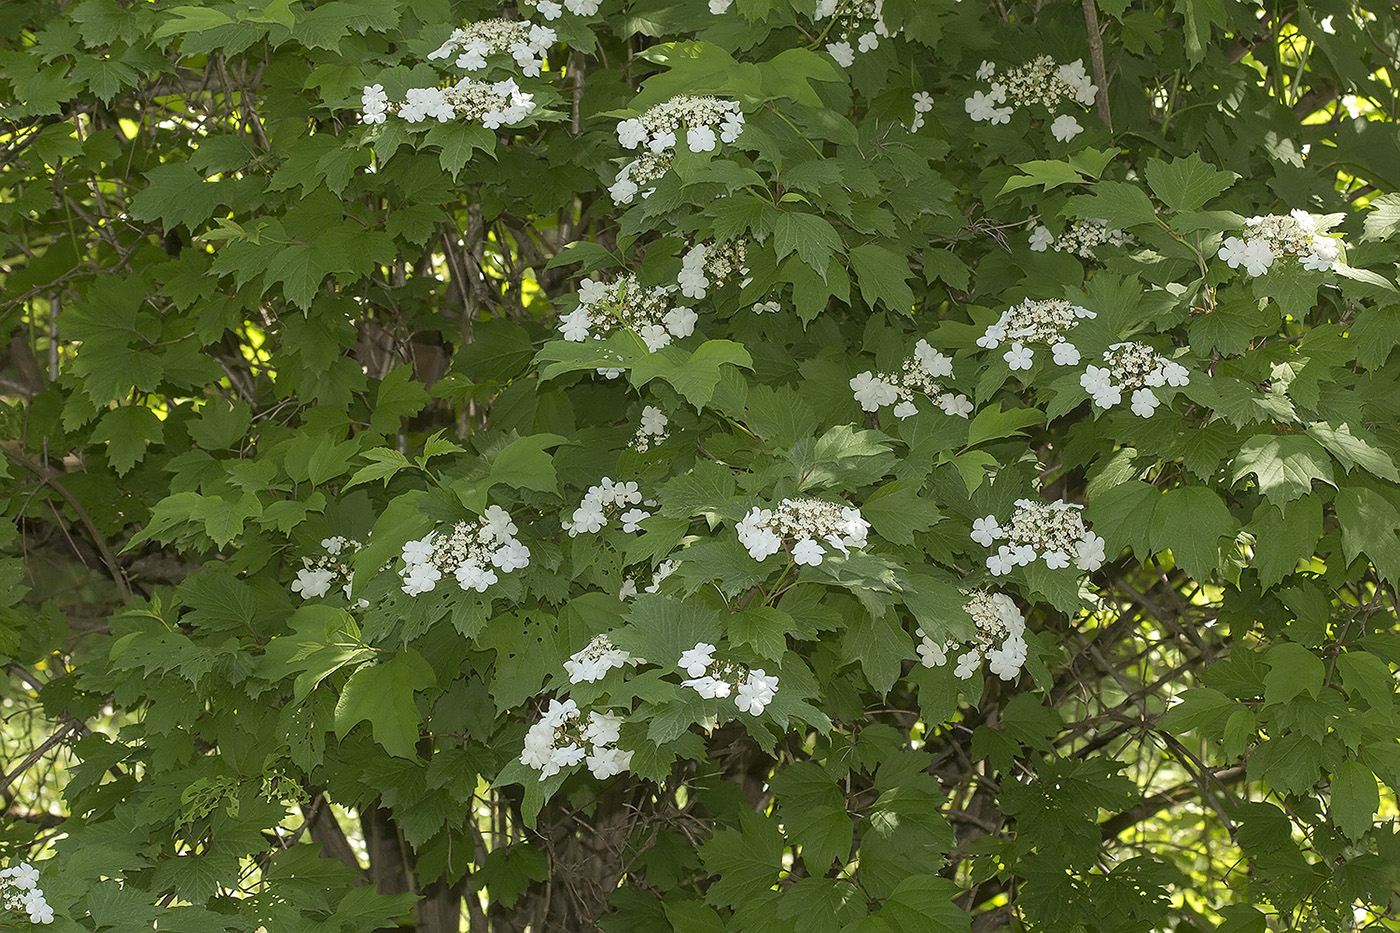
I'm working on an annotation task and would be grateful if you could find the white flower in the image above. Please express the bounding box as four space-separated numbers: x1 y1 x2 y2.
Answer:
1051 114 1082 142
954 650 981 679
577 276 609 305
679 643 716 677
939 393 974 418
687 125 718 152
1161 361 1190 387
648 129 676 153
1003 343 1034 371
1130 388 1160 418
292 568 334 599
850 371 899 411
640 405 668 435
587 745 633 778
1075 533 1106 571
917 639 947 667
753 300 781 314
709 0 734 10
1028 225 1053 251
5 863 39 889
1013 544 1037 566
976 324 1006 349
684 675 732 698
664 305 698 337
491 541 531 572
616 118 647 149
965 90 998 122
1051 341 1080 366
857 31 879 52
620 508 650 533
913 91 934 113
1219 236 1276 276
976 60 996 80
892 400 918 419
970 515 1001 547
988 635 1026 680
609 173 639 204
913 339 953 377
481 505 518 542
1042 549 1070 570
570 501 607 535
735 670 779 715
987 549 1015 575
827 41 855 67
584 710 624 746
618 578 638 600
638 323 672 352
793 538 825 566
537 0 563 18
720 116 744 143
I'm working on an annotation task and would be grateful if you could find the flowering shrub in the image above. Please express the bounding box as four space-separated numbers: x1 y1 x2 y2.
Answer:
2 0 1399 931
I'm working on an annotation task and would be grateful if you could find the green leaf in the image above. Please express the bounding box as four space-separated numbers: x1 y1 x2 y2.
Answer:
1159 687 1235 737
773 212 844 273
698 809 784 908
128 163 226 230
630 340 755 410
152 6 236 39
1143 153 1237 211
1064 180 1160 229
488 433 568 495
1330 760 1380 839
1231 434 1335 504
1262 642 1324 707
879 875 970 933
1244 498 1322 588
860 482 941 546
770 763 853 873
370 364 430 433
1150 486 1235 580
345 447 415 489
1335 484 1400 584
89 404 163 475
1305 422 1399 482
848 244 914 315
334 650 435 758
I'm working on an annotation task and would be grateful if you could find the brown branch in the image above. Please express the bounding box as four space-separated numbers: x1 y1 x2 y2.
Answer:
1082 0 1112 130
2 443 133 603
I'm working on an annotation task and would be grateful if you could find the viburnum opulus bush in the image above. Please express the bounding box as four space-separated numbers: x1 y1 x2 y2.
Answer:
3 0 1400 930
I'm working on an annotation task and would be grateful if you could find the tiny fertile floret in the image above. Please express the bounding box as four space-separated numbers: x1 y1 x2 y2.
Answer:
1079 341 1189 417
736 498 871 565
917 590 1028 682
399 506 529 595
976 298 1097 369
850 339 972 420
973 498 1106 576
557 274 697 353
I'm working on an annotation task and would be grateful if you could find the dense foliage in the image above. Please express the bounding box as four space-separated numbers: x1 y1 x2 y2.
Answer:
3 0 1400 929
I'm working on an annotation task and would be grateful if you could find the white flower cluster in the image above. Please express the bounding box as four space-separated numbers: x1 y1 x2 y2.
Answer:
361 78 536 128
1217 210 1342 276
850 339 972 419
619 558 678 600
910 91 934 132
678 643 779 715
562 478 654 536
678 239 750 300
976 298 1097 369
736 498 870 565
1 863 53 925
399 506 530 595
426 19 555 77
612 96 745 203
917 591 1028 681
520 699 633 780
557 274 697 353
971 498 1106 575
1028 219 1133 258
965 57 1096 136
630 405 669 452
292 536 369 606
813 0 895 68
564 634 637 683
533 0 601 20
1079 341 1189 417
